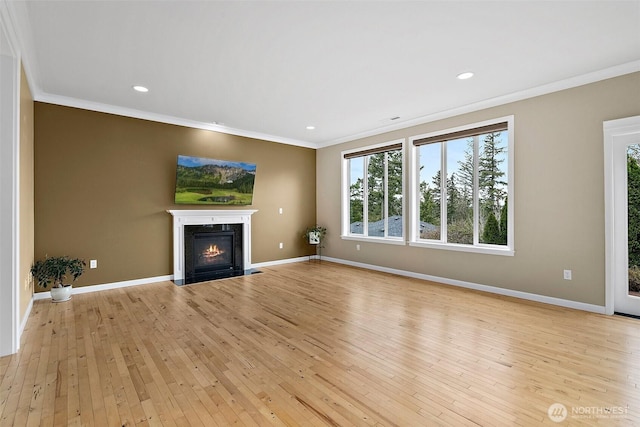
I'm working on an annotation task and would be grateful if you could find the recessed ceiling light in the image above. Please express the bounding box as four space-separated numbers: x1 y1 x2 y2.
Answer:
306 125 316 130
457 72 474 80
132 85 149 93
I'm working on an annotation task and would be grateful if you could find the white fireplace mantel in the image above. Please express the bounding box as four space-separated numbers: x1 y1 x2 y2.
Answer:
167 209 258 282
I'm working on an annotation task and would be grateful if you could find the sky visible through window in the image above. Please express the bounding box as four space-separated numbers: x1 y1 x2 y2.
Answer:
419 133 508 191
350 157 363 185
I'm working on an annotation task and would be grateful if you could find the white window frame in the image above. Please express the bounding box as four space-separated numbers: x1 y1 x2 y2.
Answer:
341 139 406 245
408 116 515 256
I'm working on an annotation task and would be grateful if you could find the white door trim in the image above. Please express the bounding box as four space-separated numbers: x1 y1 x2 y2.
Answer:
0 0 20 356
604 115 640 315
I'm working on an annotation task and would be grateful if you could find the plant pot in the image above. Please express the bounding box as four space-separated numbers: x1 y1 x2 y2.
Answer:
308 231 320 245
50 284 72 302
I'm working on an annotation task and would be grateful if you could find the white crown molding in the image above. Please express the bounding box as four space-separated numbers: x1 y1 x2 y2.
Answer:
35 61 640 152
34 92 318 149
317 61 640 148
38 56 637 152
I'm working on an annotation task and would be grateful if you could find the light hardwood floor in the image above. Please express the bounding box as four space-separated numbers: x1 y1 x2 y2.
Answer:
1 261 639 426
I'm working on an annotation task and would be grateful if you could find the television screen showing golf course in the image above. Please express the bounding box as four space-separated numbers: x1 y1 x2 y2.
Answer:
174 155 257 205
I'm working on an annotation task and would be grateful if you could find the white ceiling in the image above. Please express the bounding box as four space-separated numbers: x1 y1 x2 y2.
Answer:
8 0 640 148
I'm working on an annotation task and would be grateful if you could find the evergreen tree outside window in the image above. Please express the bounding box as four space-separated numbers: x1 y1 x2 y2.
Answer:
418 143 441 239
410 117 514 254
342 141 404 241
627 144 640 294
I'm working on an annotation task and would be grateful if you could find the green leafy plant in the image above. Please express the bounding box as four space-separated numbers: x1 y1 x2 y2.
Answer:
629 266 640 293
30 256 86 289
303 225 327 246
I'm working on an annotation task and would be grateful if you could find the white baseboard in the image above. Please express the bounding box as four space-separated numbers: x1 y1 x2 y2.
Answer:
18 298 33 346
30 256 315 301
252 256 315 268
322 256 606 314
29 256 316 300
33 274 174 300
29 256 604 315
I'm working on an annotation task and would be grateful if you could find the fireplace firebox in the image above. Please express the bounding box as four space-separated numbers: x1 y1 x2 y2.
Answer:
184 224 244 283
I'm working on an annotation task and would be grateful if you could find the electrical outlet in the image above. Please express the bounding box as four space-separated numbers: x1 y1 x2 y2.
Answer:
90 259 97 269
356 244 361 251
279 207 283 214
563 269 572 280
279 242 283 249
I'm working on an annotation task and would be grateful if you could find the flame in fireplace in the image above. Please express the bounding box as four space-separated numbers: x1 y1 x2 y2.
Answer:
204 244 223 258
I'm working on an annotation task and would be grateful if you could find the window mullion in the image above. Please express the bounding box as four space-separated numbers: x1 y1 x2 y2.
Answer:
415 146 421 242
441 141 447 243
363 156 369 237
384 152 389 238
473 135 480 245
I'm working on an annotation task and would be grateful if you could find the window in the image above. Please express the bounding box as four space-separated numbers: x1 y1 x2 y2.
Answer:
342 140 404 243
410 117 514 255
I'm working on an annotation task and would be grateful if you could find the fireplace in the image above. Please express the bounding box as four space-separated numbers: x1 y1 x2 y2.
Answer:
184 224 243 283
167 209 258 285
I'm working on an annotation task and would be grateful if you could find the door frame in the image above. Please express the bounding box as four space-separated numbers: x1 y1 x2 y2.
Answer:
0 1 20 356
604 115 640 315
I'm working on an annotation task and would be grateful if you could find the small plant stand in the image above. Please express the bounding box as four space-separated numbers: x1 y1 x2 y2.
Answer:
303 226 326 264
309 245 323 263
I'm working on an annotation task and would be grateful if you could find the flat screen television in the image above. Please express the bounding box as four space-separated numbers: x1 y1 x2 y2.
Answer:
174 155 257 205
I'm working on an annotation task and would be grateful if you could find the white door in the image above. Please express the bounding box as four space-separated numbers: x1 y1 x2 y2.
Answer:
605 116 640 316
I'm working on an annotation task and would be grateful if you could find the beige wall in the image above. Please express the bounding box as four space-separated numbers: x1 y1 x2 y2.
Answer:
317 72 640 306
19 65 34 318
34 104 316 290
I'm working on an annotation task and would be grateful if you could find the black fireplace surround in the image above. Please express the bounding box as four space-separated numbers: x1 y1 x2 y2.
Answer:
183 224 244 284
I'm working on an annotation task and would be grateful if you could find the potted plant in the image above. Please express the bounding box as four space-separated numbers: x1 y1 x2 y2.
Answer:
303 225 327 246
303 225 327 262
30 255 86 302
